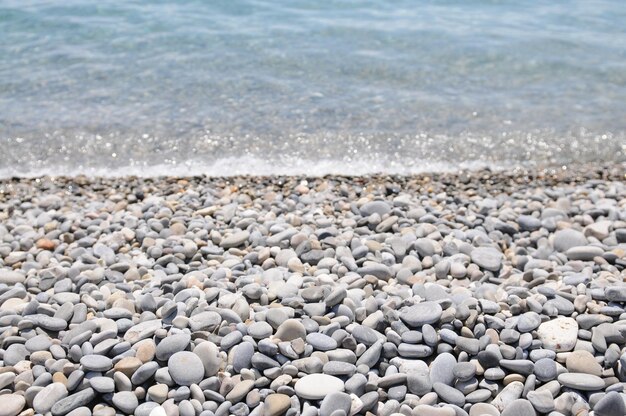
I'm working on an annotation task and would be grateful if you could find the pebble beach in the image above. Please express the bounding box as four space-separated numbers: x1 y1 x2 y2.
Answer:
1 164 626 416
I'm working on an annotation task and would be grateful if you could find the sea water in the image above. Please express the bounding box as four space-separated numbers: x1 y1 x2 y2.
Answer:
1 0 625 177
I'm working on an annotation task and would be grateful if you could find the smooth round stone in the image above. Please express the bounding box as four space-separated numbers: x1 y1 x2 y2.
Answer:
220 231 250 248
594 391 626 416
294 374 344 400
400 301 443 327
90 376 115 393
80 355 113 372
33 382 68 414
193 341 221 377
275 319 306 342
433 382 465 407
306 333 338 351
359 201 391 217
25 334 53 352
471 247 503 271
517 312 541 333
155 333 191 361
0 395 25 416
168 351 204 386
566 350 602 376
264 394 291 416
558 373 605 391
248 321 273 339
537 317 578 352
407 372 432 395
135 402 159 416
112 391 139 414
319 392 351 416
453 362 476 381
501 399 536 416
534 358 557 382
4 344 28 366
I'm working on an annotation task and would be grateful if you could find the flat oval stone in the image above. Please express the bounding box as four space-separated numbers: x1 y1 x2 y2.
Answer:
51 388 96 416
33 382 68 414
400 301 443 327
558 373 605 391
294 374 344 400
306 333 338 351
80 355 113 372
155 333 191 361
168 351 204 386
90 376 115 393
319 392 351 416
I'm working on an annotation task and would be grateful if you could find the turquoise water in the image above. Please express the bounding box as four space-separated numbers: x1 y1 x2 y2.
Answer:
1 0 625 176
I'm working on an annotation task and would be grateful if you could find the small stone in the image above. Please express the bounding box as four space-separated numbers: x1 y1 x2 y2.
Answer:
399 301 443 327
51 388 96 416
517 312 541 333
264 394 291 416
220 231 250 248
80 355 113 372
306 333 338 351
471 246 503 271
112 391 139 414
275 319 306 342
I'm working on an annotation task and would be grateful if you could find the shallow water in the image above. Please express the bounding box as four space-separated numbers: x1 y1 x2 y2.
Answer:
1 0 625 177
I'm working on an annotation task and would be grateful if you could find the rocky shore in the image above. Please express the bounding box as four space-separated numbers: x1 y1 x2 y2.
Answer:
0 164 625 416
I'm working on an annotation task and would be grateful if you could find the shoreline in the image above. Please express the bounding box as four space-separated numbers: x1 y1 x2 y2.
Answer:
0 163 625 415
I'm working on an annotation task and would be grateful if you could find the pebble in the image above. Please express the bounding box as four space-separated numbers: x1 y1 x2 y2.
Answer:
294 374 344 400
558 373 605 390
168 352 204 386
537 317 578 352
0 395 25 416
399 301 443 327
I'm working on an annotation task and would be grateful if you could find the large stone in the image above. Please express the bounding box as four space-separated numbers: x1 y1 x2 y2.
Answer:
594 391 626 416
167 351 204 386
294 374 344 400
0 395 25 416
537 317 578 352
558 373 604 391
193 341 221 377
33 382 68 414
